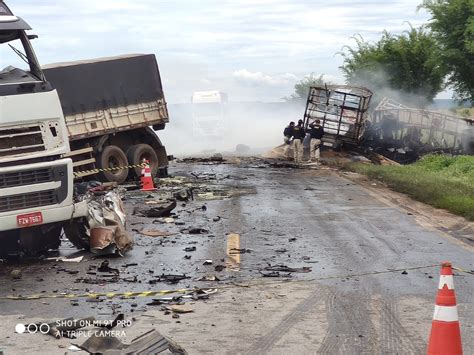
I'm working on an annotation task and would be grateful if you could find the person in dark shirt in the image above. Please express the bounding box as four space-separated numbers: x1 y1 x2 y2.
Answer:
308 119 324 162
291 119 305 162
283 121 295 159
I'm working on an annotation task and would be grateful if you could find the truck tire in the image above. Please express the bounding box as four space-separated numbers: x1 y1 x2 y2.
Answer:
0 224 62 258
126 144 159 178
97 145 129 183
64 218 90 250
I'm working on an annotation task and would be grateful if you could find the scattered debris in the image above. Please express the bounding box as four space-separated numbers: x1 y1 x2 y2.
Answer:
260 271 291 278
139 229 175 237
180 154 225 163
174 189 194 201
147 288 216 306
97 260 119 274
84 189 133 256
75 329 187 354
229 248 252 254
214 265 225 272
197 275 220 282
149 274 190 285
89 227 116 255
45 256 84 263
203 260 213 265
75 276 120 284
122 263 138 267
168 305 194 313
134 200 177 218
264 265 312 273
10 269 22 280
181 227 208 235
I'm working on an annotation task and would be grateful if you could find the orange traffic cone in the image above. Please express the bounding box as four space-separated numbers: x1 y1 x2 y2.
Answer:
140 159 156 191
427 261 463 355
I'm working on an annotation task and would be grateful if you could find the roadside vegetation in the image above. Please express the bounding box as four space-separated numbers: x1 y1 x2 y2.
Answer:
348 154 474 221
288 0 473 108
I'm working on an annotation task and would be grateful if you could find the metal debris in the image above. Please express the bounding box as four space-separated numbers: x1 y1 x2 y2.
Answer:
149 274 190 285
134 200 177 218
76 329 187 354
97 260 119 274
264 264 312 273
182 227 208 235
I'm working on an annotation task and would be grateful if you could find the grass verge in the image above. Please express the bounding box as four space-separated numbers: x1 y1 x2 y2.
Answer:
346 154 474 221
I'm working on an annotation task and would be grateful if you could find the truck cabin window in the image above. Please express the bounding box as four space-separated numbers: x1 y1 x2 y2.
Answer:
0 33 36 83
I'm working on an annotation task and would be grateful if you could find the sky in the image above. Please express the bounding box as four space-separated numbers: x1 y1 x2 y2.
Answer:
6 0 438 103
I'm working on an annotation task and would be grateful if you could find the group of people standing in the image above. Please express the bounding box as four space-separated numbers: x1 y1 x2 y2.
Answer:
283 119 324 163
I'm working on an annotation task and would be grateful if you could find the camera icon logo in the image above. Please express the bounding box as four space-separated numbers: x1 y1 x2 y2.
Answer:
15 323 50 334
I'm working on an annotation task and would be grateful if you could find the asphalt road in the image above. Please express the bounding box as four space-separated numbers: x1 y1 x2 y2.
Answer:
0 158 473 354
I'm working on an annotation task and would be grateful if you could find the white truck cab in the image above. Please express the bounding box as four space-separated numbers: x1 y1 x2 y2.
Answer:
0 1 86 256
191 91 227 138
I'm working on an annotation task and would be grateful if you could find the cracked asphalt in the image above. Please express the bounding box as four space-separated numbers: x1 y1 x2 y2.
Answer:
0 158 473 354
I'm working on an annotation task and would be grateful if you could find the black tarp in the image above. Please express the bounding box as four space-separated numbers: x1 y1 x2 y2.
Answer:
42 54 165 116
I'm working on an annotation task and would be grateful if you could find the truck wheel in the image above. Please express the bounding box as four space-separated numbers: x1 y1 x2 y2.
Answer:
64 218 90 250
97 145 129 183
126 144 159 178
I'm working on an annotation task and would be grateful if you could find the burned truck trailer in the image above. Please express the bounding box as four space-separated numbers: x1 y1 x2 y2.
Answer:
42 54 169 183
303 85 373 148
366 98 474 162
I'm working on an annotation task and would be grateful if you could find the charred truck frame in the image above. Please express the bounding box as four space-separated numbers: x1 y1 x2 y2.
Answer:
366 98 474 162
303 85 373 149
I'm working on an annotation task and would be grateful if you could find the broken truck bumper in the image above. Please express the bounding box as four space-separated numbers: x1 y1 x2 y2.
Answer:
0 158 87 231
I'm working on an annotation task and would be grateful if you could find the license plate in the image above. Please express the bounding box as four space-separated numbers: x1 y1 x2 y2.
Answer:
17 212 43 227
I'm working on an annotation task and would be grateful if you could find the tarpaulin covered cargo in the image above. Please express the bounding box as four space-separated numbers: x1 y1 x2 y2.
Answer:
42 54 169 141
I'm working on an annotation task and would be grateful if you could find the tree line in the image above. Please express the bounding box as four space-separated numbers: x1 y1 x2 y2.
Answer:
289 0 473 106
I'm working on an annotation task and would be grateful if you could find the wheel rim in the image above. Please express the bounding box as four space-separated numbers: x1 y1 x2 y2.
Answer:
108 156 121 176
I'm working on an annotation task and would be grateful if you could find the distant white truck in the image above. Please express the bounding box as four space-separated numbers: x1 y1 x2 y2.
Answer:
191 91 227 138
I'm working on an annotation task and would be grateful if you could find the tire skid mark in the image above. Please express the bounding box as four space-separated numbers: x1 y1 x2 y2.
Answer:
318 291 378 355
246 289 327 354
378 298 425 354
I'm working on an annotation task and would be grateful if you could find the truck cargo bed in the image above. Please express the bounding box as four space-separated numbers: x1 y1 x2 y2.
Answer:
43 54 169 141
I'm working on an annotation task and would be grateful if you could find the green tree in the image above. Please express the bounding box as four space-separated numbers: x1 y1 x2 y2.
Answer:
420 0 474 103
339 26 445 106
285 73 332 102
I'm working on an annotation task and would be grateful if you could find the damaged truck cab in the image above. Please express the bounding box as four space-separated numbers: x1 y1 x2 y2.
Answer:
0 2 86 255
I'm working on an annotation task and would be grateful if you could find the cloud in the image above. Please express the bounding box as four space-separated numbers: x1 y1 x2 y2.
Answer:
232 69 297 86
7 0 433 103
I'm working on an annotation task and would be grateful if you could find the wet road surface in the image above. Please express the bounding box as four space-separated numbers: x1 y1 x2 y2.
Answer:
0 159 473 354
